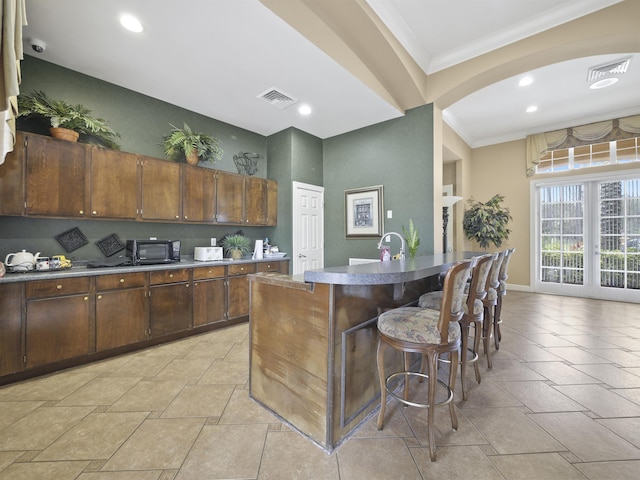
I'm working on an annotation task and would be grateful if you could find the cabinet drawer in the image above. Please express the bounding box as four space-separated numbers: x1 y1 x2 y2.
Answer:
150 268 190 285
26 277 90 298
96 272 147 290
228 263 256 276
257 262 282 273
193 265 225 280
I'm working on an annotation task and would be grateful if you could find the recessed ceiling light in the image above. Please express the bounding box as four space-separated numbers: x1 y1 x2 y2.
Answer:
590 77 619 89
298 104 312 115
526 105 538 113
518 76 533 87
120 14 143 33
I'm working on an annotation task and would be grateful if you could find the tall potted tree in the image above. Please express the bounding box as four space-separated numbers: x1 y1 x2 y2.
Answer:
462 194 512 250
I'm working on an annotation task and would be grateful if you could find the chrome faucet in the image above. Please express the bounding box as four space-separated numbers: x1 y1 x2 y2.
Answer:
377 232 406 260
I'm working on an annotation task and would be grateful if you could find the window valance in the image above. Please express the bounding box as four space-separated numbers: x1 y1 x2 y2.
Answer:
526 114 640 176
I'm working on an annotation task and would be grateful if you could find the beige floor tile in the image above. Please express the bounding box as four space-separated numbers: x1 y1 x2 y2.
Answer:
183 341 234 359
613 387 640 404
525 361 600 385
521 334 576 348
481 361 546 382
0 460 89 479
457 380 523 409
161 384 234 418
464 407 565 454
596 336 640 350
403 405 488 447
224 343 249 362
73 354 138 374
141 337 202 357
198 360 249 385
153 356 215 381
575 460 640 479
108 379 186 412
175 423 267 480
76 472 162 480
257 430 339 479
531 412 640 461
219 389 279 424
56 377 142 406
561 335 621 350
0 451 23 473
412 445 503 480
108 355 175 377
0 372 98 401
555 384 640 417
102 417 205 471
498 381 585 412
501 343 564 362
491 452 586 479
337 437 422 480
572 363 640 388
353 401 414 439
0 406 94 451
543 347 611 365
0 401 44 430
34 412 148 461
597 417 640 448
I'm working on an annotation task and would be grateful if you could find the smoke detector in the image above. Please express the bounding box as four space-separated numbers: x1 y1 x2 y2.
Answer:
257 87 297 110
587 57 631 89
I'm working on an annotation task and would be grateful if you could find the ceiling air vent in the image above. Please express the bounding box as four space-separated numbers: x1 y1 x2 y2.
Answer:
587 57 631 84
257 87 297 110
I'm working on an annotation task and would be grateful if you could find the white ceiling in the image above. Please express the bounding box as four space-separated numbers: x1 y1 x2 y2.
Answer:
20 0 640 150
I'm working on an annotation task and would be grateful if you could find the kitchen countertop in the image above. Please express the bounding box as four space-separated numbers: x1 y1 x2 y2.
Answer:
0 256 290 284
303 251 478 285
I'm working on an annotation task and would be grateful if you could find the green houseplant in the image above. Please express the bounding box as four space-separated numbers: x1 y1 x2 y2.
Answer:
162 122 223 166
221 234 251 259
17 90 120 149
462 194 512 250
402 218 420 258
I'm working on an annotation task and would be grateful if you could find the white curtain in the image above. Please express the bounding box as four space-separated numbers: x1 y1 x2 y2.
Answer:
0 0 27 165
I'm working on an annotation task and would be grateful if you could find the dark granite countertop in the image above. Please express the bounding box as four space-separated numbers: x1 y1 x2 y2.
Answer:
0 256 289 284
303 251 478 285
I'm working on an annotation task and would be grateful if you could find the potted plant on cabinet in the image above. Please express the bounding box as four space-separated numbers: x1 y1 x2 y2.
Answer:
17 90 121 149
221 234 251 260
162 122 223 166
462 194 512 250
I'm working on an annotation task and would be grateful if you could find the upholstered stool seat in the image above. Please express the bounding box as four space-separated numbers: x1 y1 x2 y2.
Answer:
417 253 496 399
376 259 473 461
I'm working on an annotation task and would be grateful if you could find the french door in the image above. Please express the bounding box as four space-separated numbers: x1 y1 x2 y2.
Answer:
534 171 640 302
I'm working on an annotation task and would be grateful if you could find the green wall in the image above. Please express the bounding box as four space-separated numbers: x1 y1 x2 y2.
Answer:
323 104 434 267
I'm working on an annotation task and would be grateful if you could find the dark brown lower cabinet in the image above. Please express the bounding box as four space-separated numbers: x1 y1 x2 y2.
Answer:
193 266 226 327
149 269 192 337
0 283 24 376
227 263 256 320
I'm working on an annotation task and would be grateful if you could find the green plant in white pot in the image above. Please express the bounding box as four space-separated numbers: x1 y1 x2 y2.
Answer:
462 194 512 250
221 234 251 259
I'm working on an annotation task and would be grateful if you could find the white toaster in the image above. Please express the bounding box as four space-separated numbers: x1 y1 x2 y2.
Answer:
194 246 223 261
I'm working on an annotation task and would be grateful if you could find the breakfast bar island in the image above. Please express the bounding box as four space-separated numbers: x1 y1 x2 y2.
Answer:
248 252 476 452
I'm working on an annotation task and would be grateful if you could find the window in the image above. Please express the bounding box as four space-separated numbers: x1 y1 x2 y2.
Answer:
537 137 640 174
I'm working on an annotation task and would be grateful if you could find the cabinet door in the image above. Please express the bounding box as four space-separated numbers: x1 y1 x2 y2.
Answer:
244 177 268 225
215 170 244 224
26 134 87 217
193 278 226 326
0 283 24 376
183 164 216 223
149 282 192 337
140 156 181 221
26 295 91 368
227 276 250 320
0 131 25 215
96 287 147 351
267 179 278 226
90 148 139 219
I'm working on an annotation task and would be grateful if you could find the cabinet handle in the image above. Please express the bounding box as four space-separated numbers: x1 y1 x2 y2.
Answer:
83 296 88 301
194 282 198 287
169 273 174 278
97 294 102 300
79 210 84 215
56 284 63 290
119 278 125 283
92 210 97 215
184 215 188 219
185 283 189 287
175 215 179 219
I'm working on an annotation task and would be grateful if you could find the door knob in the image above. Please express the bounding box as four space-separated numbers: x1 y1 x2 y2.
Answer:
298 253 306 258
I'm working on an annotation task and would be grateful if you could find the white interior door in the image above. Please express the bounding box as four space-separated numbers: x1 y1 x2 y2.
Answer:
292 181 324 275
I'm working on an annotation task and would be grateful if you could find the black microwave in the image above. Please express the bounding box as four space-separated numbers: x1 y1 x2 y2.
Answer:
126 239 181 265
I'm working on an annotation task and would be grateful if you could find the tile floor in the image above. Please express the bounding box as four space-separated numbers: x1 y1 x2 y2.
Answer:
1 291 640 479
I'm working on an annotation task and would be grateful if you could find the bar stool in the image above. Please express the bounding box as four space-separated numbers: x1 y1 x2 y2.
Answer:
494 247 515 350
481 250 505 369
376 259 473 461
418 253 496 400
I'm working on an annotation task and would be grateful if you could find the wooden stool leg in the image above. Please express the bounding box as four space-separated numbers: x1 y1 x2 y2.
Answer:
448 348 459 432
473 321 482 384
483 305 493 370
376 339 387 430
494 296 503 350
426 351 439 462
459 321 469 400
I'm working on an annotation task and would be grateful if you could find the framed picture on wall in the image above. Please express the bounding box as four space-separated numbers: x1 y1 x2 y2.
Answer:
345 185 384 238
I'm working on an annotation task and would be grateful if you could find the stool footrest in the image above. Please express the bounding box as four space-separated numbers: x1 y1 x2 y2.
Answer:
385 372 454 409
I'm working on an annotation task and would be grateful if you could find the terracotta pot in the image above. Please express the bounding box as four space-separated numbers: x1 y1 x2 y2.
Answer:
185 149 199 166
50 127 79 142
